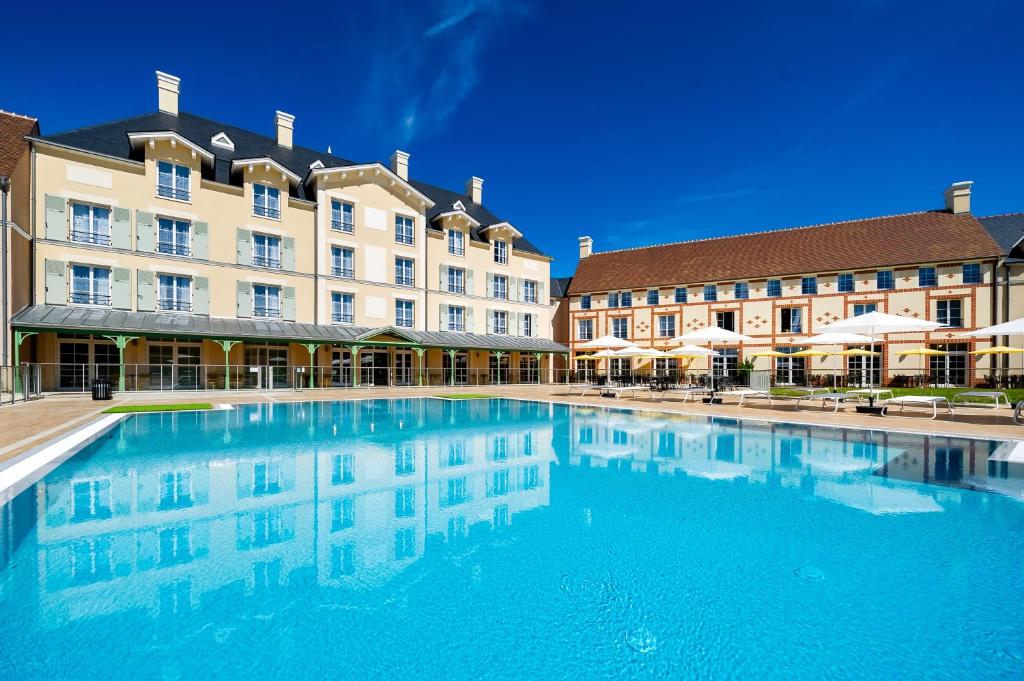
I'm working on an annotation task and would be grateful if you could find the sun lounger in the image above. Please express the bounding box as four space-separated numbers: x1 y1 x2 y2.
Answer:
795 392 849 413
603 385 655 400
881 395 953 419
567 383 601 397
727 388 774 406
951 391 1010 409
659 386 713 402
845 388 895 402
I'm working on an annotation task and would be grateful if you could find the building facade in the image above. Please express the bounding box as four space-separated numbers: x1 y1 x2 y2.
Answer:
565 183 1009 387
9 72 567 391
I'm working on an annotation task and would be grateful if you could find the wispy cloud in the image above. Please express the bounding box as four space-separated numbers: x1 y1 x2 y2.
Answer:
674 189 756 205
347 1 530 147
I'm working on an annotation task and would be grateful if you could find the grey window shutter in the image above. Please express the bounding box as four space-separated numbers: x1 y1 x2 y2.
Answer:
511 311 520 336
193 221 209 260
439 303 447 330
44 259 67 304
44 195 67 241
111 267 131 309
237 229 252 266
486 272 494 298
236 281 252 317
193 276 209 315
466 269 475 296
111 208 131 249
282 286 296 321
531 313 537 337
282 237 296 270
486 309 494 334
136 211 155 252
465 307 474 333
538 281 546 305
439 263 447 290
137 271 156 311
509 277 519 302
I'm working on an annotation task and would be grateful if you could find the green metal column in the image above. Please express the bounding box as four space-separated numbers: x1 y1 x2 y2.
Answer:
446 349 457 386
413 346 426 386
563 353 570 383
349 345 363 387
301 343 323 389
101 335 138 392
534 352 544 384
13 331 36 394
494 351 506 386
213 340 241 390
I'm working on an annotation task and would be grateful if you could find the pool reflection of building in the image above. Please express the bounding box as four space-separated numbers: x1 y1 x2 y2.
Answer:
567 407 1011 512
27 401 554 626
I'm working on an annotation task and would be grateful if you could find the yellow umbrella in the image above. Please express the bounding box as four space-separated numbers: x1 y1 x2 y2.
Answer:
896 347 947 387
747 350 790 358
834 348 880 357
574 353 597 360
790 349 830 358
971 345 1024 355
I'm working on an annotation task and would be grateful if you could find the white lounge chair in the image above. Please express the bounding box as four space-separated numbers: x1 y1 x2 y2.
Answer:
951 391 1010 409
567 383 601 397
603 385 655 400
728 388 774 406
881 395 953 419
795 392 849 413
659 386 713 402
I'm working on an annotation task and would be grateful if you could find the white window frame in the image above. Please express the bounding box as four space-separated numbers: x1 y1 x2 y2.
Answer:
493 239 508 265
157 160 191 202
577 318 593 340
70 202 112 246
395 299 414 328
395 215 415 245
332 291 354 324
611 317 629 340
657 314 675 338
70 264 112 307
493 274 508 300
395 257 415 287
448 229 465 256
252 233 282 269
331 246 354 279
448 305 465 332
253 284 282 318
156 217 192 257
448 267 465 294
253 183 282 220
493 310 508 335
331 200 354 233
157 273 193 312
522 279 538 304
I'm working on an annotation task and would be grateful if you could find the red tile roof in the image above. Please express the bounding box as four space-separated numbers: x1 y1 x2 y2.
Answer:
567 211 1004 294
0 110 39 177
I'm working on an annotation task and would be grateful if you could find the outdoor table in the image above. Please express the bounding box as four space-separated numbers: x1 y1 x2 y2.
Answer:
795 392 849 413
951 391 1011 409
787 386 829 408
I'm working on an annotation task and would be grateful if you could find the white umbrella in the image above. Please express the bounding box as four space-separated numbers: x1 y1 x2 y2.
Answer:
961 317 1024 337
671 326 755 392
665 344 720 357
613 346 668 357
815 312 945 406
800 332 875 388
577 334 637 350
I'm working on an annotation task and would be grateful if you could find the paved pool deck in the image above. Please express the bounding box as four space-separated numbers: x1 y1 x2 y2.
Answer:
0 385 1019 464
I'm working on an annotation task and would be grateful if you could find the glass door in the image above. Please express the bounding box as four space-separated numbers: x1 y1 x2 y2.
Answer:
148 344 175 390
332 350 352 386
443 351 469 385
268 348 289 388
59 342 90 390
394 350 413 386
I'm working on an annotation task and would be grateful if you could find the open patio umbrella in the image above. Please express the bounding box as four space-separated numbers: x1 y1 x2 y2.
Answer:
971 345 1024 355
613 346 667 376
963 318 1024 381
671 327 754 392
816 312 945 408
577 334 637 350
895 347 948 387
797 333 876 387
747 350 790 358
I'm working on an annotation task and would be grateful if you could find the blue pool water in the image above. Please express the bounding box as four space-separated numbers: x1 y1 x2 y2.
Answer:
1 398 1023 679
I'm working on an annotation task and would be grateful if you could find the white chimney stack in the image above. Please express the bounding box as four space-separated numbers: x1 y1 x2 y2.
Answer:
275 111 295 149
466 176 484 204
156 71 180 116
390 150 410 181
579 236 593 259
944 180 973 214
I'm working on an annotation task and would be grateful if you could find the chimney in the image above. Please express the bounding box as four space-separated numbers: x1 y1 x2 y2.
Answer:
275 111 295 149
466 176 484 204
390 150 410 181
156 71 180 116
944 180 973 214
579 236 593 259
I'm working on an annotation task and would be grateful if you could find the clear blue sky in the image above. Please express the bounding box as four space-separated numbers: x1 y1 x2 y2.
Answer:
3 1 1022 276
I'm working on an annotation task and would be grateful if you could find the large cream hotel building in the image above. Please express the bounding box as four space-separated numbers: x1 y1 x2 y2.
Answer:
10 72 566 391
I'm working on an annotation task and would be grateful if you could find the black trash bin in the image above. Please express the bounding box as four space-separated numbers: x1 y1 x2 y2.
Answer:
92 380 113 401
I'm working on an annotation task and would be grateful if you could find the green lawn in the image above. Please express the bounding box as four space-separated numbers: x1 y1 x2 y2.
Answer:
769 386 1024 404
103 403 214 414
434 394 495 400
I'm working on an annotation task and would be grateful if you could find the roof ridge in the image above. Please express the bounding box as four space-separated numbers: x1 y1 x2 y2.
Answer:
0 109 38 121
978 212 1024 219
590 210 940 257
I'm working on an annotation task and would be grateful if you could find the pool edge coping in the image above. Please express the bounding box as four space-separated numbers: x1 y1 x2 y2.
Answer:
0 413 126 506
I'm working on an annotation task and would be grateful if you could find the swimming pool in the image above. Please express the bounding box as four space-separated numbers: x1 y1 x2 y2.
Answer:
1 398 1022 679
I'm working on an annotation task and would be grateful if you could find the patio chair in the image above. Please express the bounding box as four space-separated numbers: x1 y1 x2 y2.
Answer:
881 395 954 420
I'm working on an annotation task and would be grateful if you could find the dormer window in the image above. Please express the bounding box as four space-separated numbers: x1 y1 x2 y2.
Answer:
157 161 190 202
210 132 235 151
253 184 281 219
493 239 508 265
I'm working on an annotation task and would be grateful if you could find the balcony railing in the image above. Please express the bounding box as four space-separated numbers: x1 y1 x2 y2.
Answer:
157 185 190 201
254 205 281 219
331 219 354 233
395 318 414 328
253 255 282 269
448 321 465 332
253 306 282 318
332 267 355 279
71 229 111 246
395 232 414 245
448 245 465 256
70 292 111 306
395 276 414 287
157 241 191 257
448 283 465 294
158 299 193 312
332 312 354 324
